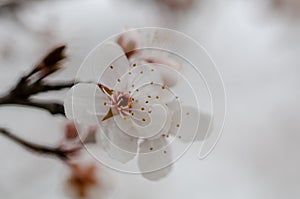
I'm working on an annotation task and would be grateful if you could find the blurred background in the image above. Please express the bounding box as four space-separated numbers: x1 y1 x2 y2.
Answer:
0 0 299 198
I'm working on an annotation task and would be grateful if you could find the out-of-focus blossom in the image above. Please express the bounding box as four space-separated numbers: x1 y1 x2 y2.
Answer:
156 0 195 12
62 122 114 198
65 160 114 199
272 0 300 16
65 122 79 139
64 42 211 180
59 122 82 157
117 30 182 87
59 122 97 156
116 30 140 58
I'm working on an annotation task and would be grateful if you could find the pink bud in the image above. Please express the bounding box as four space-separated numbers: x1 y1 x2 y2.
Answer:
65 122 79 139
116 31 141 58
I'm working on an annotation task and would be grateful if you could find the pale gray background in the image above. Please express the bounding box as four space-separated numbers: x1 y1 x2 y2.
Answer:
0 0 299 198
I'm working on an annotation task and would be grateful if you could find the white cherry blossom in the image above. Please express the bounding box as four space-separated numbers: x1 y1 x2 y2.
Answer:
64 42 211 180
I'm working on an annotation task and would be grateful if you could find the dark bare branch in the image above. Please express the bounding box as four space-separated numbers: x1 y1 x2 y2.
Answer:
0 127 78 161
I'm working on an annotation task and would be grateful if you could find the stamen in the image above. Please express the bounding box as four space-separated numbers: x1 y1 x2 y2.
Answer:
117 98 123 106
117 92 122 97
119 111 126 119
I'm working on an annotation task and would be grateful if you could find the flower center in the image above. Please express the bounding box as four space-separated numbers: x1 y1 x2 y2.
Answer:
111 92 133 116
117 95 129 108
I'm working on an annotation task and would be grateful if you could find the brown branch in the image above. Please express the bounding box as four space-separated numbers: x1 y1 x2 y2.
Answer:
8 79 75 99
0 127 77 161
0 97 66 115
28 81 76 95
0 45 73 116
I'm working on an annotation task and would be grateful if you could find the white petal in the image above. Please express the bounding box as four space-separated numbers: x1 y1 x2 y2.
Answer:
169 106 212 142
136 104 170 139
97 120 138 163
128 64 163 89
132 83 176 106
114 64 175 105
138 137 173 180
156 65 180 87
112 114 142 138
64 83 109 125
76 42 130 85
112 103 170 139
114 64 163 93
130 50 182 87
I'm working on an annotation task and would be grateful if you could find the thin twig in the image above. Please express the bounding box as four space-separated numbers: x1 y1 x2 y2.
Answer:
0 96 67 115
0 127 77 161
28 81 76 95
0 45 72 116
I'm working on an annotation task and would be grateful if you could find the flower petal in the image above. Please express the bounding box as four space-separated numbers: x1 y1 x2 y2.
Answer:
97 119 138 163
169 106 212 142
112 103 171 139
64 83 109 125
138 137 172 180
111 114 143 138
115 65 174 105
155 64 180 87
76 42 130 86
114 64 163 93
116 30 141 58
133 83 176 108
129 50 182 87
